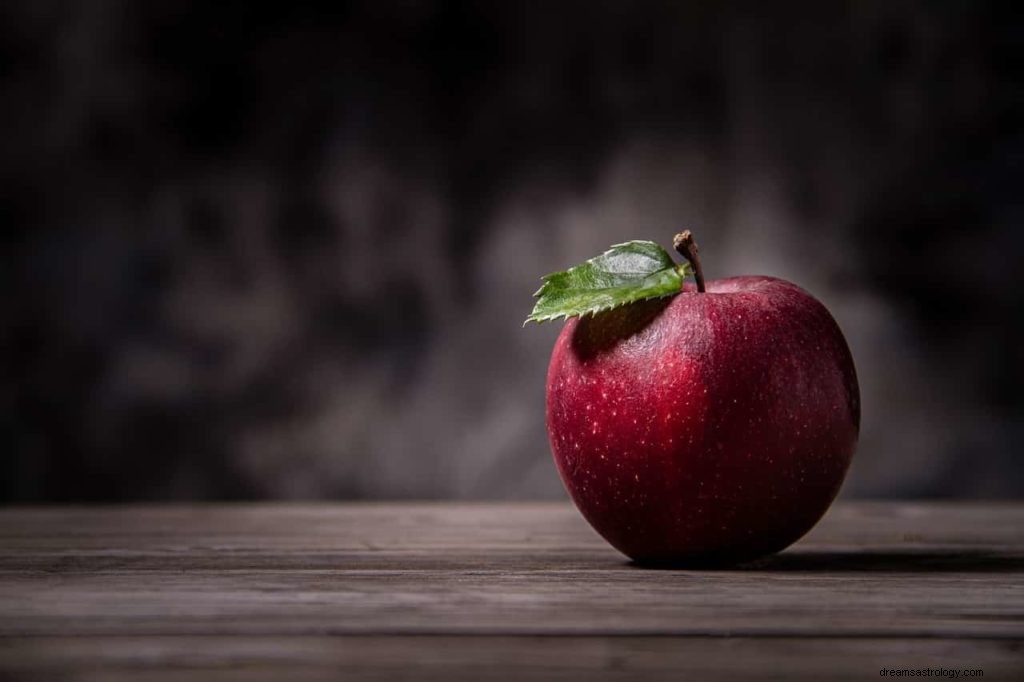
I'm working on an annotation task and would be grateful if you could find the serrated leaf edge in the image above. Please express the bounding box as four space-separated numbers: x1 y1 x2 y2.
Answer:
524 289 681 326
524 245 694 325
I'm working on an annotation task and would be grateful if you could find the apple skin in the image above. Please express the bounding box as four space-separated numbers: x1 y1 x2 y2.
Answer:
546 276 859 566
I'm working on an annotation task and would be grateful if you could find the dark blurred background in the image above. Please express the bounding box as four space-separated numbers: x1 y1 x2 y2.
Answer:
2 1 1021 502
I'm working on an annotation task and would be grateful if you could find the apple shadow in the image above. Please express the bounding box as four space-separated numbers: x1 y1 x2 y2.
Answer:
627 549 1024 573
571 297 672 359
747 549 1024 573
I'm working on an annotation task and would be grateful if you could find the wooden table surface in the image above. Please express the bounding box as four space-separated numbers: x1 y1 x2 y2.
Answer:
0 502 1022 680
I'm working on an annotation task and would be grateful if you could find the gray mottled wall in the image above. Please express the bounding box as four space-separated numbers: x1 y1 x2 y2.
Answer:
2 1 1021 501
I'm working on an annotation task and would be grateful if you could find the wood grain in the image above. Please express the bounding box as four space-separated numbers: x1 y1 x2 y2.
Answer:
1 637 1021 682
0 502 1022 679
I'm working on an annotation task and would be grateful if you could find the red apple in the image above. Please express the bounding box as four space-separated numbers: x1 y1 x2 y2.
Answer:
546 254 859 565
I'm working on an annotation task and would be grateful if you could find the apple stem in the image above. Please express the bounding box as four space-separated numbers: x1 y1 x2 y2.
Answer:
673 230 706 293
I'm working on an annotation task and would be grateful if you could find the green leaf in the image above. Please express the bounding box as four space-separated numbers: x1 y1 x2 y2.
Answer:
526 240 691 324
